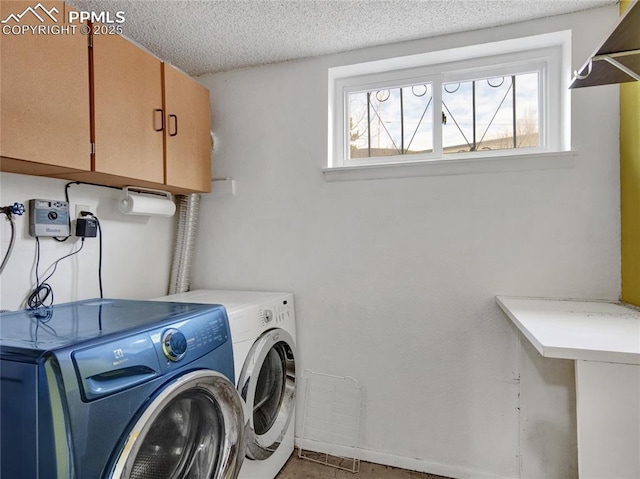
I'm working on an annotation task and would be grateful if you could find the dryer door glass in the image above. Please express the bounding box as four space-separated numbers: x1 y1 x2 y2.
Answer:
110 370 245 479
238 329 296 460
254 347 285 435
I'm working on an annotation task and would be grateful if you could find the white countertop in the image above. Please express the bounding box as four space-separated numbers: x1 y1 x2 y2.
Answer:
496 296 640 365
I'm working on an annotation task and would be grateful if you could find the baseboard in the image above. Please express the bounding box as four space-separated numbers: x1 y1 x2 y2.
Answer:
294 437 518 479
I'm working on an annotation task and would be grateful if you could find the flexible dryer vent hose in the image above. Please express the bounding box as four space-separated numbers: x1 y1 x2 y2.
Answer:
168 194 200 295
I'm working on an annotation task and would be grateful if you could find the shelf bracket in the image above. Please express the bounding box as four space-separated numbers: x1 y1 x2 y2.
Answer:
596 52 640 82
574 60 593 80
574 49 640 82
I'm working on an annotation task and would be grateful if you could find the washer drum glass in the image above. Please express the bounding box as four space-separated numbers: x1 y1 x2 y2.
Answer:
110 370 246 479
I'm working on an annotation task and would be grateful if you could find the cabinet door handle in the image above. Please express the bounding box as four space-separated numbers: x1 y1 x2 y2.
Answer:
154 109 164 132
169 114 178 137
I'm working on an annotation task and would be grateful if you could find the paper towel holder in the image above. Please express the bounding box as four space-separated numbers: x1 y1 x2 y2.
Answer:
118 186 176 217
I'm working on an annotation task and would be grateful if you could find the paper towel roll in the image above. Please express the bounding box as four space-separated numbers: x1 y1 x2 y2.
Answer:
118 193 176 217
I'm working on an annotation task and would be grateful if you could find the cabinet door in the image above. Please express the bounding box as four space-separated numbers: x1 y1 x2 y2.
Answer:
0 1 90 174
92 32 164 183
163 64 212 193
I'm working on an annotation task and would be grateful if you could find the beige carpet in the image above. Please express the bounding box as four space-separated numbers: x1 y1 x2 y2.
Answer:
276 452 452 479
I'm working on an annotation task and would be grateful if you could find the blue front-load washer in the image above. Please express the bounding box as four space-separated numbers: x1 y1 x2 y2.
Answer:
0 298 247 479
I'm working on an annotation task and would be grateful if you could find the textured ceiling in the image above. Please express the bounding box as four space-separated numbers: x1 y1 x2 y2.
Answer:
67 0 616 76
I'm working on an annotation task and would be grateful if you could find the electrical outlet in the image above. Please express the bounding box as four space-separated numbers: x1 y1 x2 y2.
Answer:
76 205 90 218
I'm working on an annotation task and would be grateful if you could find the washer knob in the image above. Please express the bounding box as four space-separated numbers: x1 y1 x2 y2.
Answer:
162 329 188 362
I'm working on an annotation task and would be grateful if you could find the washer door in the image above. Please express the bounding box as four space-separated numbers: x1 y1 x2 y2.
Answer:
238 329 296 460
110 370 245 479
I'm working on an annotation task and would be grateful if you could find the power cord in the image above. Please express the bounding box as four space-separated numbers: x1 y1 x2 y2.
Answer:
77 209 104 330
78 211 103 299
55 181 119 242
0 203 26 275
27 237 85 311
21 182 111 310
61 183 111 298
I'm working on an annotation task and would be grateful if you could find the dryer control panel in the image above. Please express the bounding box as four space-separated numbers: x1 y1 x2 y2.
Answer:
261 300 292 327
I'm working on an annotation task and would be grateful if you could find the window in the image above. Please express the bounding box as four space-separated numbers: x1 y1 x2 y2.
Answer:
328 31 572 177
441 72 539 155
348 83 435 159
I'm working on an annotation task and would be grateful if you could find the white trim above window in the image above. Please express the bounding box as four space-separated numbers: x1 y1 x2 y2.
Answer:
327 30 572 179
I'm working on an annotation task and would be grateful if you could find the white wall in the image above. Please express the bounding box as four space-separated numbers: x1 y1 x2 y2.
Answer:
194 7 619 479
0 173 175 311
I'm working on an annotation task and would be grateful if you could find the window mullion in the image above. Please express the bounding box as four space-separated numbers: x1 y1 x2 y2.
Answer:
433 77 443 156
539 66 548 149
512 75 517 148
366 91 371 157
472 80 477 151
400 88 405 154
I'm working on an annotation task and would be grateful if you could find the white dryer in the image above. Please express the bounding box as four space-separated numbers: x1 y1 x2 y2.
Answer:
156 290 296 479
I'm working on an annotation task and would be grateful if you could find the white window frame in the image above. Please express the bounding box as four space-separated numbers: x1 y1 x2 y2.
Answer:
326 31 573 180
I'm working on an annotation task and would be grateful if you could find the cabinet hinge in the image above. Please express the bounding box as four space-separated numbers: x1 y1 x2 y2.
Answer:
90 142 95 156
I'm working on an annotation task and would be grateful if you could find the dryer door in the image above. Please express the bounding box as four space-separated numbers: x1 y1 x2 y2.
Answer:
110 370 245 479
238 328 296 460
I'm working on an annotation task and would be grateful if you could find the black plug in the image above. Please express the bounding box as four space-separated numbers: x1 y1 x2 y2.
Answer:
76 212 98 238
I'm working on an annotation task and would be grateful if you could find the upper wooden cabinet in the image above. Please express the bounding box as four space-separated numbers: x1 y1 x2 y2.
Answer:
164 63 212 193
1 2 212 194
92 32 165 184
0 1 90 175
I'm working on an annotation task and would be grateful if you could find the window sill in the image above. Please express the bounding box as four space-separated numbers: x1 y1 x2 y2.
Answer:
322 151 577 182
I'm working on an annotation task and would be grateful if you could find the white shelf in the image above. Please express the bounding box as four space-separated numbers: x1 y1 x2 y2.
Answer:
569 0 640 88
496 296 640 365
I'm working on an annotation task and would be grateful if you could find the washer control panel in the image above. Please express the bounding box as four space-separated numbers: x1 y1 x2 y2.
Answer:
160 313 229 369
72 306 230 401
